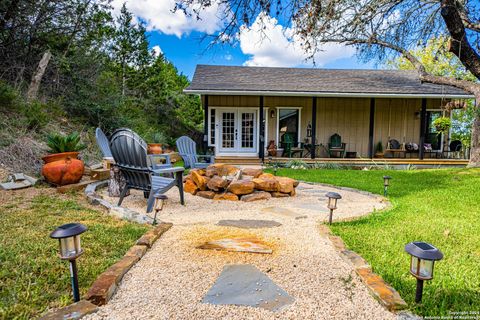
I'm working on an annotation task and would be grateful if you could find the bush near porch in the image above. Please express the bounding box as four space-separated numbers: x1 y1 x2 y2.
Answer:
276 168 480 317
0 189 149 319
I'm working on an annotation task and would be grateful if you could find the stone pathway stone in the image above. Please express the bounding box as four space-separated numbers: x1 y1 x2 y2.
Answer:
202 264 294 312
217 219 282 229
197 238 273 254
293 203 329 212
261 206 307 219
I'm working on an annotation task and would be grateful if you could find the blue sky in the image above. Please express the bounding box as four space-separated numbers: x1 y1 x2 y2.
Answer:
113 0 373 80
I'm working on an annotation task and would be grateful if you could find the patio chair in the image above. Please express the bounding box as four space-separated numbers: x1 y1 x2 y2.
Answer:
328 133 346 158
385 139 406 158
442 140 463 159
176 136 214 169
95 128 113 158
110 128 185 213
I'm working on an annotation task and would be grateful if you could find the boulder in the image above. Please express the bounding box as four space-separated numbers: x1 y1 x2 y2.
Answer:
207 176 229 191
242 168 263 178
206 163 225 177
252 178 279 192
241 191 272 202
197 190 216 199
213 192 239 201
184 179 198 195
191 170 208 191
290 188 296 196
274 177 294 194
227 180 255 195
258 173 275 179
271 192 290 198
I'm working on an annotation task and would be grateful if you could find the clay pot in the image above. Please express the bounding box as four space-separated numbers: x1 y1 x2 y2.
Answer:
147 143 163 154
41 152 85 186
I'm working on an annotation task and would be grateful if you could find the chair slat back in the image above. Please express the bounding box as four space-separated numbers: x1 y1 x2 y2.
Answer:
176 136 198 168
329 134 342 148
110 128 151 191
95 128 113 158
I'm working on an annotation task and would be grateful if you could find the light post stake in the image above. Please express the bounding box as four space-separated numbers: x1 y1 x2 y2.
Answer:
325 192 342 225
383 175 391 196
70 259 80 302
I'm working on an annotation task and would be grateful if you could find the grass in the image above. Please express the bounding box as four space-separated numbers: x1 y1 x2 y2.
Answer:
0 189 149 319
275 167 480 317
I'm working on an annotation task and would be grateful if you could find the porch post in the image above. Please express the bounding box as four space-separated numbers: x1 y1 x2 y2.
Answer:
311 97 317 159
203 95 209 152
368 98 375 158
259 96 265 161
419 98 427 160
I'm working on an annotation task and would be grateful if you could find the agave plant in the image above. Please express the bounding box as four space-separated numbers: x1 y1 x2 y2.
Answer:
46 132 86 154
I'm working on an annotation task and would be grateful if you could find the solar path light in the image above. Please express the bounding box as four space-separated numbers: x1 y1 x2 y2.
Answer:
405 241 443 303
50 223 87 302
383 175 392 196
325 192 342 224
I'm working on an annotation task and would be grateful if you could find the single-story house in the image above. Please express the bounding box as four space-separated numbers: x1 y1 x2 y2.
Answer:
184 65 473 164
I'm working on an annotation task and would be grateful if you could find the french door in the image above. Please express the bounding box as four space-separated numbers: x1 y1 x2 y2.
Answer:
218 109 257 155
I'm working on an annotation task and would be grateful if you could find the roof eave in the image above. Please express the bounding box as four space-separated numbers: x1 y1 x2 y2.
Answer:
183 89 474 99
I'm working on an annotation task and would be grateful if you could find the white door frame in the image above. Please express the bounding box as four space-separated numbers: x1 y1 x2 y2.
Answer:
215 107 260 157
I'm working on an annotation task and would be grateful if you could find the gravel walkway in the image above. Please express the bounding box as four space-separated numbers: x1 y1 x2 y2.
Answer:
86 182 394 320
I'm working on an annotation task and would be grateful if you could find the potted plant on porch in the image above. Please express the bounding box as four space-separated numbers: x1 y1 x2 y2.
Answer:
41 132 86 186
374 141 384 158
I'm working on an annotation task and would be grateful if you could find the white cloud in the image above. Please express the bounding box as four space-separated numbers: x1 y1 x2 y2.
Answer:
239 13 355 67
152 45 162 57
111 0 225 37
224 54 233 61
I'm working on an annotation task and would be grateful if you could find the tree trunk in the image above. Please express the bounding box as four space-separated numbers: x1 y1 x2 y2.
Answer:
26 50 52 102
108 166 129 197
468 94 480 167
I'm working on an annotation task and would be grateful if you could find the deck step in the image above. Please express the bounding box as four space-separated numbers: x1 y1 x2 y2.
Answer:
215 157 262 165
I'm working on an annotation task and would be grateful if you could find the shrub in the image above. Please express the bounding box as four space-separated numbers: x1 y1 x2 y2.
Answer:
22 101 49 130
285 159 310 170
46 132 86 153
0 81 18 109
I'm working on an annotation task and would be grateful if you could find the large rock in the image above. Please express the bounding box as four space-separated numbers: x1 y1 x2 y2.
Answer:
252 178 279 192
213 192 239 201
206 163 224 177
274 176 294 194
227 180 255 195
207 175 229 191
242 168 263 178
271 192 290 198
191 170 209 191
258 173 275 179
184 179 198 195
241 191 272 202
197 190 216 199
206 164 239 177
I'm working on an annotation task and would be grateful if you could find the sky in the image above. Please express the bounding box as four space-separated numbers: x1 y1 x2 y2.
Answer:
111 0 373 80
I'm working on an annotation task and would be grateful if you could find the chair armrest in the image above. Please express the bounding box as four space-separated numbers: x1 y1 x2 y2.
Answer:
197 155 214 163
152 167 184 175
148 154 171 165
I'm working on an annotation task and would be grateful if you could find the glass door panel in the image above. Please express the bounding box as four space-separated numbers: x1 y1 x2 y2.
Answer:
240 112 255 150
220 111 236 151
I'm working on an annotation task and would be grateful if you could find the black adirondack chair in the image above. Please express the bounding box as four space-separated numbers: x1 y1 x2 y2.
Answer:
110 128 185 213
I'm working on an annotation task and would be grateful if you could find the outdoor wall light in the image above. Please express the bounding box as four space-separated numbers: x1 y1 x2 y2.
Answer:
383 175 392 196
50 223 88 302
405 241 444 303
325 192 342 224
270 110 275 118
153 194 168 225
306 123 312 138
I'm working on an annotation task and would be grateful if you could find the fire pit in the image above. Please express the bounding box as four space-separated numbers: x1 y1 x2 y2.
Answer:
183 164 299 202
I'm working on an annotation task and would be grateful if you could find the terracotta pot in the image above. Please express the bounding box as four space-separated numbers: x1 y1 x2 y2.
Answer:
147 143 163 154
41 152 85 186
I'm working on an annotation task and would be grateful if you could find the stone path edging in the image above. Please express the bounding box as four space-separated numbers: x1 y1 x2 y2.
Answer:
318 224 408 312
39 223 172 320
85 181 153 224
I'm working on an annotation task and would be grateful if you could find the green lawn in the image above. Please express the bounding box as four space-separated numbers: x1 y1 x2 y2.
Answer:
276 168 480 317
0 189 149 319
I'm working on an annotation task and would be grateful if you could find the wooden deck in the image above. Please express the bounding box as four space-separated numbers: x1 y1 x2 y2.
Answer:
214 156 469 167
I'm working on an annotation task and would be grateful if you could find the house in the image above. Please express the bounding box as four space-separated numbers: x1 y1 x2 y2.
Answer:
184 65 473 164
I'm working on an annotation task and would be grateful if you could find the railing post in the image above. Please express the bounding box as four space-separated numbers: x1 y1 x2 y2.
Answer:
419 98 427 160
311 97 317 159
259 96 265 161
368 98 375 158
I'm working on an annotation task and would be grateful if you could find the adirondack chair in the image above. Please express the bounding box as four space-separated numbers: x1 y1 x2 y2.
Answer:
176 136 214 169
95 128 113 158
328 133 346 158
110 128 185 213
280 133 295 157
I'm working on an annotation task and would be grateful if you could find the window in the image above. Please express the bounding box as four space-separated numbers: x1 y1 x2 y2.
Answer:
209 108 215 146
278 109 300 145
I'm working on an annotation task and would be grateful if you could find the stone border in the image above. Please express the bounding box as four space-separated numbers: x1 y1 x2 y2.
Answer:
40 223 173 320
85 181 153 224
318 224 408 312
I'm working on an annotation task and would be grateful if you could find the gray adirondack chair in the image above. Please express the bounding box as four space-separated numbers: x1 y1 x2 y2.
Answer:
95 128 113 158
110 128 185 213
176 136 214 169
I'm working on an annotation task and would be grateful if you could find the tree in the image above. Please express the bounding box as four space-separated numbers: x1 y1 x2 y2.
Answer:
179 0 480 166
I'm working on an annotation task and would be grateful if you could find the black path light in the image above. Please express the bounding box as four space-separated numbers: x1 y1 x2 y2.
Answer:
325 192 342 224
383 175 392 196
405 241 444 303
153 194 168 225
50 223 88 302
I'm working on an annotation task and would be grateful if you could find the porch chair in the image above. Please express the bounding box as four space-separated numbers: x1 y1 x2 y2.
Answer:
176 136 214 169
110 128 185 213
328 133 346 158
95 127 113 158
385 139 406 158
442 140 463 159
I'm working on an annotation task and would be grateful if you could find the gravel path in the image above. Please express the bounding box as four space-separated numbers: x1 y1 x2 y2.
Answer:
86 182 394 320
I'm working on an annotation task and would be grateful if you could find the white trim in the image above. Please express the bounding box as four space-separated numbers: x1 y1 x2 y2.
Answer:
207 107 217 147
276 107 302 146
184 89 474 99
264 107 269 153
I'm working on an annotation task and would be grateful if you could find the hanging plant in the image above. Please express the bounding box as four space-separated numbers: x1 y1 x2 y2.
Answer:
433 117 451 134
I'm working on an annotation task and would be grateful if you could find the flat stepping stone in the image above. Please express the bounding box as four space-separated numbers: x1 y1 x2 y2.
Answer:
197 238 272 254
301 189 331 194
217 219 282 229
293 203 329 212
203 264 294 312
262 206 307 219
